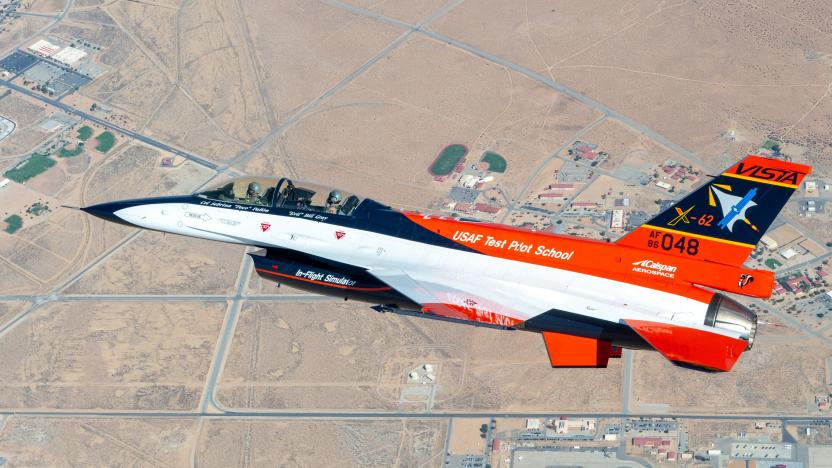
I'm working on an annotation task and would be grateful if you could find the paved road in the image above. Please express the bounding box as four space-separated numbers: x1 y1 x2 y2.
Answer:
3 409 832 421
621 349 634 414
0 79 220 170
199 254 253 413
13 11 60 19
41 293 338 302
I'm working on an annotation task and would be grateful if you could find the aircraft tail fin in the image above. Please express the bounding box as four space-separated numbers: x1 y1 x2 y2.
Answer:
616 155 811 266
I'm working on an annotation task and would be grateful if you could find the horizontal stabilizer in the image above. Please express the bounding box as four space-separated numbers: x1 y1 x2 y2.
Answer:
625 320 748 371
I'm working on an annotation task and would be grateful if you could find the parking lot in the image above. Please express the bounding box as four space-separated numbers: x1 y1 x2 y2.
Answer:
731 442 793 459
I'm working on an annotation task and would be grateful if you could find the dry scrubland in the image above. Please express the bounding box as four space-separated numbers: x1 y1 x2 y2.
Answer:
0 417 198 467
244 36 600 207
0 4 832 463
0 301 225 410
430 0 832 170
65 232 244 295
632 335 829 414
0 142 213 295
0 94 50 156
0 415 445 467
217 301 622 412
195 419 446 467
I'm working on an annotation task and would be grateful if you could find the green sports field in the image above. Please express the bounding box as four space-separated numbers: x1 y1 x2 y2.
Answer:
3 153 56 183
95 131 116 153
77 125 93 141
480 151 507 173
429 144 467 176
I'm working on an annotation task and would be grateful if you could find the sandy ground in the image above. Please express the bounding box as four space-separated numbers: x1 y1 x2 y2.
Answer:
194 419 447 467
216 301 623 412
0 300 225 410
448 418 488 455
0 417 198 467
0 2 831 464
631 335 831 415
65 231 245 295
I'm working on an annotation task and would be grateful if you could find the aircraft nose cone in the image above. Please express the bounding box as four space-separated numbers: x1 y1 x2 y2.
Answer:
80 201 141 228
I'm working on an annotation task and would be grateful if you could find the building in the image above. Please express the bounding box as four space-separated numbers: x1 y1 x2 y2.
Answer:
610 209 624 229
474 203 500 214
52 47 87 67
571 201 597 208
28 39 61 57
632 437 667 447
538 192 565 199
655 180 673 190
547 183 574 190
780 248 798 260
784 274 811 292
526 419 541 430
760 235 779 250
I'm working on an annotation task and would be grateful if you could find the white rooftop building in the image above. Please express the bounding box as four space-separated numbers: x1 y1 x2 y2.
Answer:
526 419 541 430
52 47 87 67
780 247 797 260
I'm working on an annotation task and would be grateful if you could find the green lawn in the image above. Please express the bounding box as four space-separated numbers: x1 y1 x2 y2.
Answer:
480 151 507 173
765 258 782 270
4 214 22 234
3 153 55 183
95 131 115 153
429 144 467 176
77 125 93 141
58 143 83 158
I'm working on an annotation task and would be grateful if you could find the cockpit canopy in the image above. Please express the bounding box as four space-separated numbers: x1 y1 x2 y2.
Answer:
195 177 363 216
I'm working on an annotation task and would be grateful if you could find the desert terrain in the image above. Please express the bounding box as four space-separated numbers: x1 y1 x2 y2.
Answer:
1 0 832 466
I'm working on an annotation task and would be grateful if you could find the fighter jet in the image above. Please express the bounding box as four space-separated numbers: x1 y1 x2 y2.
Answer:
81 155 811 371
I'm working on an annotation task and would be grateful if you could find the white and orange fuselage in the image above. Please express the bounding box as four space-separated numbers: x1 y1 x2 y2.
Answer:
81 155 812 372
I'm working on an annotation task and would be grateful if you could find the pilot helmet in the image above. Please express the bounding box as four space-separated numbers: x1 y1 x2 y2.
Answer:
327 190 342 205
247 182 261 196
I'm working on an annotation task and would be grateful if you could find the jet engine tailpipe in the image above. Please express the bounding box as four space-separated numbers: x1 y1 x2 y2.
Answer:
704 293 757 350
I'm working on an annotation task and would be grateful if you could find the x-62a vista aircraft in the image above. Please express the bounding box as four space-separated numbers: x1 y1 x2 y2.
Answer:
82 155 811 372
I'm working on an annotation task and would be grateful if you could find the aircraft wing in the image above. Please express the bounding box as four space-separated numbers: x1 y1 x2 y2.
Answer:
367 267 625 368
366 267 541 328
